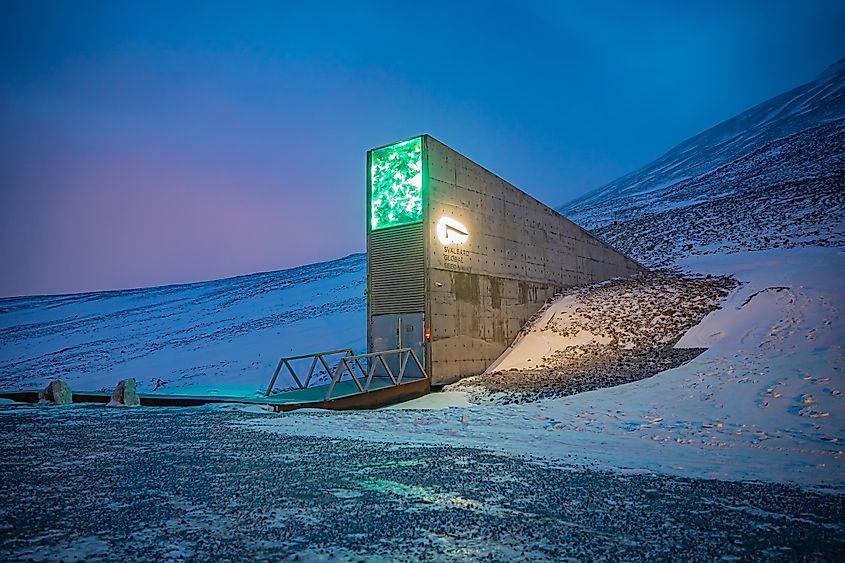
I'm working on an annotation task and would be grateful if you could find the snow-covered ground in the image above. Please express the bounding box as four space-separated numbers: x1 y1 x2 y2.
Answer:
0 255 366 396
246 247 844 489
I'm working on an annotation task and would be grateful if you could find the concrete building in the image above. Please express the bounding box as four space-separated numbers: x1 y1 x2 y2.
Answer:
367 135 645 386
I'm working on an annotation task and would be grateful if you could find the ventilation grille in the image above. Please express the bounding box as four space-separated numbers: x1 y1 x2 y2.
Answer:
369 222 425 314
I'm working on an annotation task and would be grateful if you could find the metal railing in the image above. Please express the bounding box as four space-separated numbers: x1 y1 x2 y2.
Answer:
265 347 427 401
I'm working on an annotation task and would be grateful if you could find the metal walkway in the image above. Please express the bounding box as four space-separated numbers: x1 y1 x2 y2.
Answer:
263 347 429 409
0 348 430 412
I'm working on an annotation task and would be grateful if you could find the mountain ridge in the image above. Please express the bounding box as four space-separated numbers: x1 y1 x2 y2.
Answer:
563 57 844 218
561 57 845 266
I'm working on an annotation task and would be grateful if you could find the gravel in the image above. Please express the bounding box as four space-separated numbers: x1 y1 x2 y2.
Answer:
452 272 739 404
463 345 708 405
1 406 843 561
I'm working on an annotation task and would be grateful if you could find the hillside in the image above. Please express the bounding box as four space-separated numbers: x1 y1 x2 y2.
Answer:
0 255 366 396
562 59 845 267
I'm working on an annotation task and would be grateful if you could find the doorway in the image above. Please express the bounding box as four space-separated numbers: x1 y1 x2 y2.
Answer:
371 313 425 379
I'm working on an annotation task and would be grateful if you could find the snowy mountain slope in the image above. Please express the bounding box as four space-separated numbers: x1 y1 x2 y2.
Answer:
562 59 845 266
252 247 845 488
0 254 366 396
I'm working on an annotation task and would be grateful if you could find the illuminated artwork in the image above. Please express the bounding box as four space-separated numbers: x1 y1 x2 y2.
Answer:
370 137 423 230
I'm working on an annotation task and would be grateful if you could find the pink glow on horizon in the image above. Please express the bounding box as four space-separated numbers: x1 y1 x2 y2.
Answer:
1 144 361 296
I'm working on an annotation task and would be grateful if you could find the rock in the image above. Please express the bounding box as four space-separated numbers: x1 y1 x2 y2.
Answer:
108 378 140 407
38 380 73 404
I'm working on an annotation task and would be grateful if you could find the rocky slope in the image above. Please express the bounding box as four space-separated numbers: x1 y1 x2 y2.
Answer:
562 59 845 267
451 272 737 403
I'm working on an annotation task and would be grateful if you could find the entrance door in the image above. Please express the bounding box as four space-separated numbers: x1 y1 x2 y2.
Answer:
398 313 425 375
371 313 425 380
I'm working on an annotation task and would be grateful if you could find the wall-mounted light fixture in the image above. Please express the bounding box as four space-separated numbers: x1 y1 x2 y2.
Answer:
436 216 469 245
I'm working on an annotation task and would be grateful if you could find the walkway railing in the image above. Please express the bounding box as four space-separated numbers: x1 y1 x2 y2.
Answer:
264 347 427 401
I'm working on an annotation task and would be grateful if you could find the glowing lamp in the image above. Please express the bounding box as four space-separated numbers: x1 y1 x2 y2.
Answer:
436 216 469 245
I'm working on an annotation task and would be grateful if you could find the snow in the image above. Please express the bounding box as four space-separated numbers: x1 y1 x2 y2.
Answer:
384 390 472 410
485 295 614 372
0 254 367 397
244 246 844 489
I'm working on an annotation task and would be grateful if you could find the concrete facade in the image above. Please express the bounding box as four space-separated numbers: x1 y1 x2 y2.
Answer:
367 135 645 386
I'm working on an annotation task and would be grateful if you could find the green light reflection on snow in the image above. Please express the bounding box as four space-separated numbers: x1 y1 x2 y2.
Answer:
370 137 423 230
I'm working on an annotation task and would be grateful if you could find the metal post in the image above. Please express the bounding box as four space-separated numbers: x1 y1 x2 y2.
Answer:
364 358 379 391
302 355 319 387
282 359 304 389
265 358 286 397
318 355 336 386
408 349 427 380
344 357 364 392
324 359 347 401
397 350 410 384
378 353 398 385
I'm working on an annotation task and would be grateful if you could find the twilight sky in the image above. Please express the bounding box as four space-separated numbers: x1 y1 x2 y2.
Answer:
1 1 844 297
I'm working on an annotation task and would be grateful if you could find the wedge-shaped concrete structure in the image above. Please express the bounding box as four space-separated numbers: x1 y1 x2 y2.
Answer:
367 135 645 385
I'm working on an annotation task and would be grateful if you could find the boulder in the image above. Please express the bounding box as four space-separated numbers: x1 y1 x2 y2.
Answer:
108 378 140 407
38 380 73 404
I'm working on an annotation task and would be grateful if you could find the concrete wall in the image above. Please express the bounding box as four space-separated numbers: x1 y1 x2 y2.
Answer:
422 136 645 384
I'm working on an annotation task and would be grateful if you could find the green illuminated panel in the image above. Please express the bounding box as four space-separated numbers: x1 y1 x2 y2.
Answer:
370 137 423 230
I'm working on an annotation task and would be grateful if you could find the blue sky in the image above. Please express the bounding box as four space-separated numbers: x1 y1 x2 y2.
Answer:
1 1 844 296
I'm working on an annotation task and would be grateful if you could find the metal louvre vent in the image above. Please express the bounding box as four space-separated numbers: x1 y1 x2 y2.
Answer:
368 222 425 314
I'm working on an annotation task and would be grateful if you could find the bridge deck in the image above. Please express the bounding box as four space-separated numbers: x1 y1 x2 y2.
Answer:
0 377 429 412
